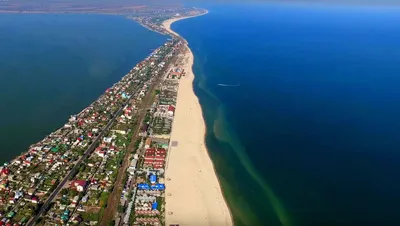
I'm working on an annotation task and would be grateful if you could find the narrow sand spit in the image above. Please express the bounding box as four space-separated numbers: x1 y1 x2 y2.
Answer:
163 15 234 226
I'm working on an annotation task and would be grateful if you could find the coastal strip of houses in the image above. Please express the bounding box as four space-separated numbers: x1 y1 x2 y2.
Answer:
0 36 181 226
0 7 205 226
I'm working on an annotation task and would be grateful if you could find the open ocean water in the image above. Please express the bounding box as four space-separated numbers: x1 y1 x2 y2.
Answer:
174 3 400 226
0 14 166 164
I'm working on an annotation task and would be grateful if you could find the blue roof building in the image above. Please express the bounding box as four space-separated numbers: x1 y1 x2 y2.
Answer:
150 174 157 184
152 202 158 210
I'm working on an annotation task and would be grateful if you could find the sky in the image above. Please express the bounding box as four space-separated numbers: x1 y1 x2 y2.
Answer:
5 0 400 6
182 0 400 5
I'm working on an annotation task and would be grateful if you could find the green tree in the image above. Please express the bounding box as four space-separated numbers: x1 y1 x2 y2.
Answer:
117 205 126 213
68 189 79 197
99 192 109 207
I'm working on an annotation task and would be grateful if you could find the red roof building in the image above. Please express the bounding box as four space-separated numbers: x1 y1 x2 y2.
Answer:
71 180 87 192
1 168 10 176
31 196 39 203
143 148 167 169
168 105 175 113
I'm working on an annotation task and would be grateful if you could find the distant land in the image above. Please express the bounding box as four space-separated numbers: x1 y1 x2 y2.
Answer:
0 0 181 14
2 0 400 15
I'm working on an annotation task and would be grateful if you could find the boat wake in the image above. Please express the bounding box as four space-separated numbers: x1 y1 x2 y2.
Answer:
218 84 241 87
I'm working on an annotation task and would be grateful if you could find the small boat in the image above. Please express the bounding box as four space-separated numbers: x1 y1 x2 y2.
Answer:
218 83 241 87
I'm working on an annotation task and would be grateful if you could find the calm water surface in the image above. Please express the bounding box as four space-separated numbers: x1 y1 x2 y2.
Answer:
174 3 400 226
0 14 166 163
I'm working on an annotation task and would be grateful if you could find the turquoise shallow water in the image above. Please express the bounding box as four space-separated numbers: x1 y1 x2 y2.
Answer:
0 14 166 164
174 3 400 226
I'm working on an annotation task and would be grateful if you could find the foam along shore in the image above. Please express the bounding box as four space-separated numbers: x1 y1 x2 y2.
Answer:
163 15 234 226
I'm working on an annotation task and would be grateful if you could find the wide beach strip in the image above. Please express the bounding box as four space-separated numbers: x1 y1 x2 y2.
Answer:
163 16 233 226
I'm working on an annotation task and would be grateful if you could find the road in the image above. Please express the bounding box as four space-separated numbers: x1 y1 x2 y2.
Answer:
27 45 178 226
112 53 181 226
26 98 132 226
99 71 162 226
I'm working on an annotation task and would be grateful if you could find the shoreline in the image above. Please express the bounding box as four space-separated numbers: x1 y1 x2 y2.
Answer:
0 8 233 224
162 13 234 225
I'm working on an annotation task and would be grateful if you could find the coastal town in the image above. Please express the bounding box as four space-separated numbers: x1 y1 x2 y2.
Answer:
0 7 219 226
129 7 206 36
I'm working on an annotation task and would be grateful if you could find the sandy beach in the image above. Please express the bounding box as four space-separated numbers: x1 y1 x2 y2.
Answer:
163 15 233 226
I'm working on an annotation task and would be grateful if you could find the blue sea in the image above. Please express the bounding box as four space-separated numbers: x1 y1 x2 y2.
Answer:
3 4 400 226
174 3 400 226
0 14 166 163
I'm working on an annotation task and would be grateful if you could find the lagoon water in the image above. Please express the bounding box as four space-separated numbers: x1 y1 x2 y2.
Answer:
174 3 400 226
2 4 400 226
0 14 166 163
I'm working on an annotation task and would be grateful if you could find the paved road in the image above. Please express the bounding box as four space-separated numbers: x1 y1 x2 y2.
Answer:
26 100 130 226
